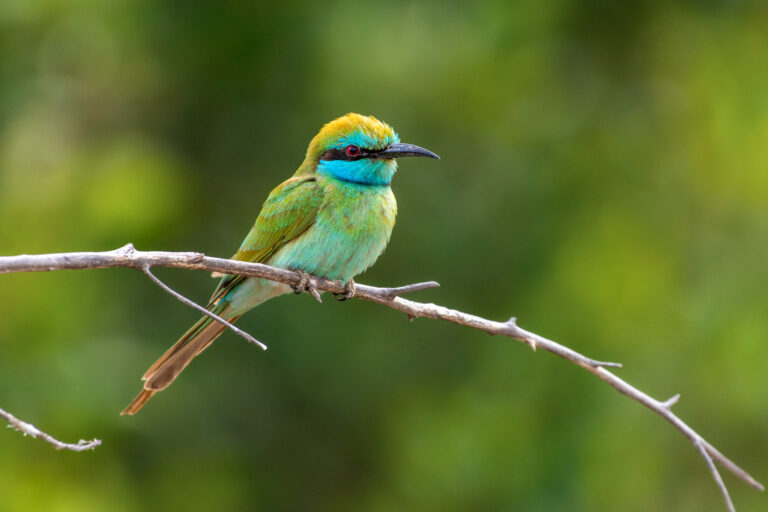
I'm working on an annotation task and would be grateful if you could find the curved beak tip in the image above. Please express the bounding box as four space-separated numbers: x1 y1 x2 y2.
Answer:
378 143 440 160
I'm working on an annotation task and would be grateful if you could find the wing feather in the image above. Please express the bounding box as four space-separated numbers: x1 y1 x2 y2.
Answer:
208 176 324 306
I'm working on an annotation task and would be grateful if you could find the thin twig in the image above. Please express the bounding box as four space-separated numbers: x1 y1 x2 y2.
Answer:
141 264 267 350
381 281 440 300
662 393 681 409
0 244 764 510
696 438 736 512
0 406 101 452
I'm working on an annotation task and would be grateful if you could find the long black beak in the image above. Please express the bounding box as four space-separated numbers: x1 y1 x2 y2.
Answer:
374 143 440 160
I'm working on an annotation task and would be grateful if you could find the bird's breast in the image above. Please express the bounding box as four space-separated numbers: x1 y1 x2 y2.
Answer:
268 181 397 282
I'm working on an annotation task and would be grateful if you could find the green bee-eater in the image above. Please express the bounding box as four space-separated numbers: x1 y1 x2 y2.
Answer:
122 113 439 414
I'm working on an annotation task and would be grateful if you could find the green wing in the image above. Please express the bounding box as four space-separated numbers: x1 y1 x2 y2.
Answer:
208 175 324 306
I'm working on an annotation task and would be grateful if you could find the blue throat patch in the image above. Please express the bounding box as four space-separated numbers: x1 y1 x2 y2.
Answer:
317 159 397 186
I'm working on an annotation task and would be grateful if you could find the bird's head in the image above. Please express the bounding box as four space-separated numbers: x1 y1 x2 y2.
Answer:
298 113 439 186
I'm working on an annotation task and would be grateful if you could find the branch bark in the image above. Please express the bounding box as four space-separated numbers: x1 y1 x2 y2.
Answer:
0 244 763 509
0 406 101 451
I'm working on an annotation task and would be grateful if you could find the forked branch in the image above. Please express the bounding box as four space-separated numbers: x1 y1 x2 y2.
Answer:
0 244 763 509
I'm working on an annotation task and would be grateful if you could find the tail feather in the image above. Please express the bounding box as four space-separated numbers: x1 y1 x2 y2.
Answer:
121 389 156 416
141 306 228 381
121 304 239 415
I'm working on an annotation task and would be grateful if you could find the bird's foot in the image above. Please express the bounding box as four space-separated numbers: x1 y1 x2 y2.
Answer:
335 279 356 301
292 271 309 294
292 271 322 303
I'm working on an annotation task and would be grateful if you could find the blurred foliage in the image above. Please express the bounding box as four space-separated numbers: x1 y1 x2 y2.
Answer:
1 1 767 511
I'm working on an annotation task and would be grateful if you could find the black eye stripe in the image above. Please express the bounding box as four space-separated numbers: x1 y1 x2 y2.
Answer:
319 148 376 161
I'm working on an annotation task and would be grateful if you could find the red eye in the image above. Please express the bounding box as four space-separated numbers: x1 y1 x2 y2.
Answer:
345 145 360 157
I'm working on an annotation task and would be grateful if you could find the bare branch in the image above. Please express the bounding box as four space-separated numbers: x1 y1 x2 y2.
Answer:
1 406 101 452
0 244 764 509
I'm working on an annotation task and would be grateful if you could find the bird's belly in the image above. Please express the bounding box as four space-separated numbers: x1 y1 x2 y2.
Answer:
268 188 396 282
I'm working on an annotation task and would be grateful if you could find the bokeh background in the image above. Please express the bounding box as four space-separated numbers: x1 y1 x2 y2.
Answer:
1 1 767 511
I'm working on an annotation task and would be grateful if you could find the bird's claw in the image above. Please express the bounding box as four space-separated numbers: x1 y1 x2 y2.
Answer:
335 279 356 301
292 271 309 294
292 271 322 303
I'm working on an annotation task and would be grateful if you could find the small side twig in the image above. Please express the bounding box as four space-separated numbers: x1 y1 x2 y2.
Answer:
140 264 267 350
381 281 440 300
662 393 681 409
696 438 736 512
0 407 100 452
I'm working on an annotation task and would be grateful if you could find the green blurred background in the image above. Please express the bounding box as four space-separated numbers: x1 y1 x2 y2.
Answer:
1 1 767 510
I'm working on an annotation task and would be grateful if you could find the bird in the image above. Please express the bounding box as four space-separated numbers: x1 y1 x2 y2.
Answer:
121 113 439 415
